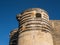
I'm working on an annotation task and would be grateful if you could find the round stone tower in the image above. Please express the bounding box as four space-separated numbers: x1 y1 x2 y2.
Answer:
16 8 53 45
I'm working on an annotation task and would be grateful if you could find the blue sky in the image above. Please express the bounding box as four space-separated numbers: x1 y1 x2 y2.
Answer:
0 0 60 45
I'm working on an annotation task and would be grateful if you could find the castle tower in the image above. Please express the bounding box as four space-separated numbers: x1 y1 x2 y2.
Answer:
9 29 18 45
16 8 54 45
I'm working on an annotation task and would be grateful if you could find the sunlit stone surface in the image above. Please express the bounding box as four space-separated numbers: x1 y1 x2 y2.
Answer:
9 8 60 45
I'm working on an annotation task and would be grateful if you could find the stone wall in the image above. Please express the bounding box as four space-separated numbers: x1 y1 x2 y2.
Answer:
50 20 60 45
9 20 60 45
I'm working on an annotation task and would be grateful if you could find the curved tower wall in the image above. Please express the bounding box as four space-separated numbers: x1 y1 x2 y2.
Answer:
17 8 53 45
9 29 18 45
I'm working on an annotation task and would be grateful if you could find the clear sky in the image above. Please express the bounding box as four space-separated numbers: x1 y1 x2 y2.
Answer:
0 0 60 45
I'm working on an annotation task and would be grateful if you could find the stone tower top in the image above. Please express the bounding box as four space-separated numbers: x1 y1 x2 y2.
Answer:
16 8 49 22
16 8 51 33
23 8 48 14
16 8 53 45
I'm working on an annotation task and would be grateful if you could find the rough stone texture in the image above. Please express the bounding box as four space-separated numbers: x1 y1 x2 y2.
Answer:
18 30 53 45
9 20 60 45
49 20 60 45
9 29 18 45
17 8 54 45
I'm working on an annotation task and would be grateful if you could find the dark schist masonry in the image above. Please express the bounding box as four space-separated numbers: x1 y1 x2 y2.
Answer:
9 8 60 45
